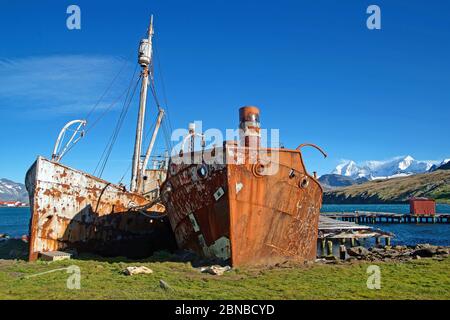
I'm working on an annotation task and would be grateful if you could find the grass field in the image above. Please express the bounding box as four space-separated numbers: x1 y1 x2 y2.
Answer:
0 253 449 300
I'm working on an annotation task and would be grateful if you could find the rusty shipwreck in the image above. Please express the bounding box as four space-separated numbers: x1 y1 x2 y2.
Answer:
25 16 176 261
160 107 327 267
25 15 327 267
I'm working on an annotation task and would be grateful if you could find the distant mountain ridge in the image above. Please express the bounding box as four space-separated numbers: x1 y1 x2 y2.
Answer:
323 169 450 204
438 161 450 171
319 155 450 188
0 178 28 203
318 174 368 190
332 156 448 180
429 159 450 172
318 174 355 189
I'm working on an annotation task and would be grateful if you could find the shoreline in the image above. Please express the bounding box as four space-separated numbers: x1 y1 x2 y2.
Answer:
0 206 30 208
2 205 450 247
323 200 450 205
1 236 449 264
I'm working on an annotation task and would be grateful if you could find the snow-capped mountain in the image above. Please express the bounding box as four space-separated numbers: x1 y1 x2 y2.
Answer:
0 178 28 202
333 161 360 177
332 156 441 180
429 159 450 172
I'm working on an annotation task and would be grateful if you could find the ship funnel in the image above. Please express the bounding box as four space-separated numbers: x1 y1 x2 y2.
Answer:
239 106 261 148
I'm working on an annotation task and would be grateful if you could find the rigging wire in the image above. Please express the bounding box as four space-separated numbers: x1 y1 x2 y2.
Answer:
162 120 172 151
92 39 175 182
84 58 129 121
91 66 140 174
59 55 136 161
85 63 139 134
98 76 140 177
52 35 175 179
148 72 173 151
149 76 161 110
55 126 81 159
117 64 169 186
118 162 132 186
154 43 173 133
97 78 140 178
62 64 139 160
143 113 158 147
118 111 157 186
93 72 141 178
144 41 174 152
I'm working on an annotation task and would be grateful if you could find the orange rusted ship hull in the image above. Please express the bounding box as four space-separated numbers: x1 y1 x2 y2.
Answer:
161 145 323 267
25 157 176 261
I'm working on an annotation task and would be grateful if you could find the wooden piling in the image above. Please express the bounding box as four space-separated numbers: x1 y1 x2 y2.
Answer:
326 240 333 256
339 245 346 260
375 237 380 246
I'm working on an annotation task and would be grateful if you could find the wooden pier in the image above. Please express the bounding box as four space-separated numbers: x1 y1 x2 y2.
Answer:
318 216 392 240
317 216 393 258
321 211 450 224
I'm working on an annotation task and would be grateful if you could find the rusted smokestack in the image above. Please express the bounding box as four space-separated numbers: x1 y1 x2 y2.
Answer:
239 106 261 148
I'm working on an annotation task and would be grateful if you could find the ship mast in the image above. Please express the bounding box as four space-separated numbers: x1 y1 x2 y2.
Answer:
141 107 164 180
131 16 154 192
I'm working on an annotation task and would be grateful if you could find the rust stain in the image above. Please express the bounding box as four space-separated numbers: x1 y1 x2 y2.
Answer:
161 106 323 267
43 188 62 198
25 157 176 261
75 196 86 204
161 145 322 267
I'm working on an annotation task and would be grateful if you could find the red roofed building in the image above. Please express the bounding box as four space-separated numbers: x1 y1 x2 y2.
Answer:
0 201 27 207
409 198 436 215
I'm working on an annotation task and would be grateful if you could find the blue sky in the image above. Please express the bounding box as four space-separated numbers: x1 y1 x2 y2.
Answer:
0 0 449 185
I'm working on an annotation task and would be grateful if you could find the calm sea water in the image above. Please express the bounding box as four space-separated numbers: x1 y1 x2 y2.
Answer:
322 204 450 246
321 204 450 214
0 207 30 237
1 205 450 246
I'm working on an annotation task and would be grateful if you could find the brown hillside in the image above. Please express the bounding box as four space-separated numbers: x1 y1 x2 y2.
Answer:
323 170 450 204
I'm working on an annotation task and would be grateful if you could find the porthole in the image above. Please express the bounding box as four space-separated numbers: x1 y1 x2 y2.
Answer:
252 163 263 177
252 161 268 177
289 169 296 179
299 176 309 189
197 164 209 179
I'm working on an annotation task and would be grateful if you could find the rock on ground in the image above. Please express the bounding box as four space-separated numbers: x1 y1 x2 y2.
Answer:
318 243 450 264
200 265 232 275
123 266 153 276
347 246 370 257
159 279 172 290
